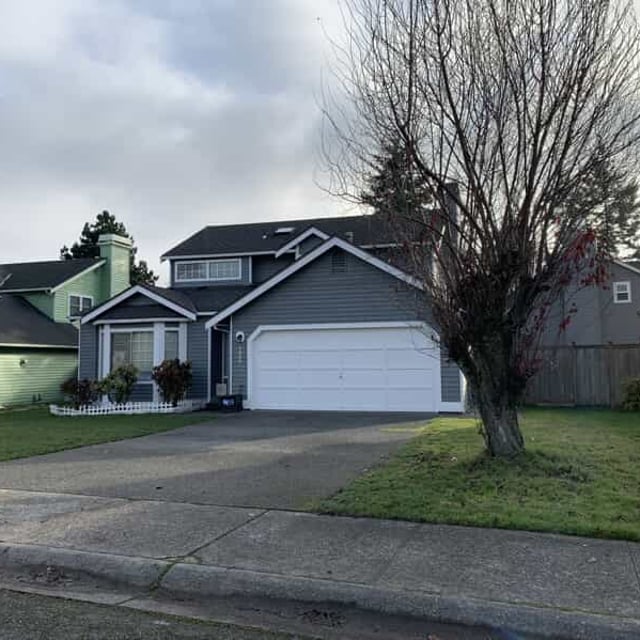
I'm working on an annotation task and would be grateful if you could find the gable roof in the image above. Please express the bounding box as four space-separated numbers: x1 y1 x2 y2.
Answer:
0 258 104 293
615 260 640 277
0 295 78 348
205 236 423 328
274 227 330 258
161 214 395 260
81 284 197 324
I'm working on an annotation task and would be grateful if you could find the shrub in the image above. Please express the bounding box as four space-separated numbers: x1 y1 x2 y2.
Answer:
152 359 192 406
98 365 138 404
60 377 99 408
622 378 640 411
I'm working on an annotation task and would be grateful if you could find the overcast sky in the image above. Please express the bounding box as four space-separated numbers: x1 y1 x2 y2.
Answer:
0 0 351 282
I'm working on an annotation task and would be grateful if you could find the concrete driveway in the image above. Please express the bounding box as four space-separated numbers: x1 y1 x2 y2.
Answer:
0 411 431 509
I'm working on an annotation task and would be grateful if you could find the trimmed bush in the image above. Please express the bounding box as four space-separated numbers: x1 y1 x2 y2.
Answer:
622 378 640 411
152 359 192 407
98 365 138 405
60 377 99 408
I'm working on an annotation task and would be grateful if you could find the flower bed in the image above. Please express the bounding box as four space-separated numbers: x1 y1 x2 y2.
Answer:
49 399 206 417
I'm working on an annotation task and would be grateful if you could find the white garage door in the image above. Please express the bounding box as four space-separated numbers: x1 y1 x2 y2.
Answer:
249 324 440 412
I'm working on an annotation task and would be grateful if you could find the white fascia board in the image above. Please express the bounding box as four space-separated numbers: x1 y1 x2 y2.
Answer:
615 260 640 277
274 227 330 258
0 342 77 350
93 317 189 325
161 250 282 262
205 237 423 329
81 285 196 324
0 287 50 294
49 260 107 293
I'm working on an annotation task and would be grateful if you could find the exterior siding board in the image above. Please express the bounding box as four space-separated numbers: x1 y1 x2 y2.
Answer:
251 255 295 284
79 324 98 380
187 321 209 399
229 249 456 401
440 351 461 403
53 267 105 323
0 348 77 406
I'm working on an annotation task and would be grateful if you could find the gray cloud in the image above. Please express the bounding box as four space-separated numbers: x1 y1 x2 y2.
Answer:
0 0 349 282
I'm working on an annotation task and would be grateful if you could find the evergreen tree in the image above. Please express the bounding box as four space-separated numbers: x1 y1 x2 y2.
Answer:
360 140 432 217
60 211 158 286
566 152 640 258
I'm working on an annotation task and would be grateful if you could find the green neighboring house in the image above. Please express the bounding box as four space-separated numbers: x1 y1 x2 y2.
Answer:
0 234 131 407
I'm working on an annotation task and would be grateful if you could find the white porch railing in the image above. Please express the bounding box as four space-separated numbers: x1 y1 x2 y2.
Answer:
49 399 206 417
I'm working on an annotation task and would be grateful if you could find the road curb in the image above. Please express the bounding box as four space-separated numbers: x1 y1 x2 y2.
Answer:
160 562 640 640
0 542 167 590
1 541 639 640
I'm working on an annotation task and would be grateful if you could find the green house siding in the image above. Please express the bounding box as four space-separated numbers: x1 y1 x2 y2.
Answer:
22 293 54 319
52 268 105 323
0 348 77 406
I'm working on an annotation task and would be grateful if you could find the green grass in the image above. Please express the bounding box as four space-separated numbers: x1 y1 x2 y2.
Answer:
319 408 640 541
0 407 217 461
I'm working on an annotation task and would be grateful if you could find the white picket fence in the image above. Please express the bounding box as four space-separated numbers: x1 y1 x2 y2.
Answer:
49 399 206 417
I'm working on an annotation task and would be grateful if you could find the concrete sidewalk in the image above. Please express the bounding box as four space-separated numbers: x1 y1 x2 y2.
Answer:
1 488 639 639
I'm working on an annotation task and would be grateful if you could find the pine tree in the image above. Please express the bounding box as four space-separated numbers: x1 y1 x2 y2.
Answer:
60 211 158 286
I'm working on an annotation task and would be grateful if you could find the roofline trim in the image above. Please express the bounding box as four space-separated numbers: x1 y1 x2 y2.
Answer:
615 260 640 277
205 237 423 329
93 317 190 325
274 227 330 258
0 343 77 350
0 287 50 294
81 285 197 324
160 250 290 262
49 259 107 293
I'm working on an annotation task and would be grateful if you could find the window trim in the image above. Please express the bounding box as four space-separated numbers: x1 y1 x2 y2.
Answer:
613 281 632 304
68 293 94 318
174 258 242 283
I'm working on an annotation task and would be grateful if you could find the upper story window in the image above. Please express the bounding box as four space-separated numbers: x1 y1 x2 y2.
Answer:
613 281 632 304
69 294 93 317
175 259 241 282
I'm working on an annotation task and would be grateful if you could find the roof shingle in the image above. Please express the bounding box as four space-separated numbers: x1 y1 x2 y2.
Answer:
0 295 78 348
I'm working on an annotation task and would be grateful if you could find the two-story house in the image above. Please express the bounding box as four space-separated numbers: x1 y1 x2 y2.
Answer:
79 215 464 413
0 234 131 406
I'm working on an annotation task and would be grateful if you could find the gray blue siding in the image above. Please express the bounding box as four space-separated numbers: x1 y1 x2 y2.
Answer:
79 324 98 380
229 248 458 401
440 350 462 403
252 255 295 284
187 321 208 399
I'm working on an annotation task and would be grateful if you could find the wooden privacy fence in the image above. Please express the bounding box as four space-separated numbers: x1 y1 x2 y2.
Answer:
525 345 640 407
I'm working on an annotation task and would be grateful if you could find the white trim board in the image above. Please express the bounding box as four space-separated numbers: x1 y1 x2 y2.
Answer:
0 342 77 350
274 227 330 258
616 260 640 277
81 285 197 324
205 236 424 329
50 260 106 293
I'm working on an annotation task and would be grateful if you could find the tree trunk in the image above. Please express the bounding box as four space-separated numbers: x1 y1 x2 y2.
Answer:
475 387 525 457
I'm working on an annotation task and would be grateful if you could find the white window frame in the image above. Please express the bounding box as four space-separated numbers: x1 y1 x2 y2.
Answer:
99 322 189 399
613 281 632 304
68 294 94 318
174 259 242 283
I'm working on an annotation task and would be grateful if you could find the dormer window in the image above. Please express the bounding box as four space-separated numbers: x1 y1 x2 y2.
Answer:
175 259 241 282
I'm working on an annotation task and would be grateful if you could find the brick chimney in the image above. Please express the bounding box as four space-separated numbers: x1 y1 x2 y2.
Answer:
98 234 132 298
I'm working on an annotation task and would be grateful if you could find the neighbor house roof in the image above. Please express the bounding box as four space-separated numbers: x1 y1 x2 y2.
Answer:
161 214 395 259
0 295 78 348
0 258 104 293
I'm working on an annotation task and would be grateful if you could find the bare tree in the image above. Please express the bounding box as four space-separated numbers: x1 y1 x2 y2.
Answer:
323 0 640 456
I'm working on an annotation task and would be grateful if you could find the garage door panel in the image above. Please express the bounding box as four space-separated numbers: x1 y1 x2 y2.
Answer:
250 325 439 412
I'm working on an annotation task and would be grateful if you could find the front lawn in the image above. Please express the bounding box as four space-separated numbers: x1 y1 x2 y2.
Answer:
319 408 640 541
0 407 217 462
